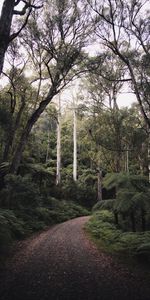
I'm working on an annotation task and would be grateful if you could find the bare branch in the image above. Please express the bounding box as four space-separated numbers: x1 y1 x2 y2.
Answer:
10 8 32 42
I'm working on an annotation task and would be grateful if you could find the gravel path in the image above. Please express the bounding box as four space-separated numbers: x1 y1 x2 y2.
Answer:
0 216 149 300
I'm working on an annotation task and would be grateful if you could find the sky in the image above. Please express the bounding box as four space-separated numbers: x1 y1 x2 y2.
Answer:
0 1 22 12
0 1 136 108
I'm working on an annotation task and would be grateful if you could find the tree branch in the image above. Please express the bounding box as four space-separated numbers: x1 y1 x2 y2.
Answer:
9 8 32 42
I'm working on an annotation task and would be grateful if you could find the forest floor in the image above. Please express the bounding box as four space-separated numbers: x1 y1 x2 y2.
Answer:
0 216 150 300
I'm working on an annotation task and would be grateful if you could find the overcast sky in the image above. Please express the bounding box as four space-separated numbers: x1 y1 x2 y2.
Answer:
0 1 136 108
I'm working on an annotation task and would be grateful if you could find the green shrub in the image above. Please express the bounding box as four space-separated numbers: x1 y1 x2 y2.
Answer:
45 199 90 223
103 173 150 232
136 242 150 261
0 209 25 253
0 173 90 254
94 210 114 223
92 199 115 212
0 174 41 209
86 209 150 258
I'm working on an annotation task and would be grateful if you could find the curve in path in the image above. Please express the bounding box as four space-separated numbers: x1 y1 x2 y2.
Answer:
0 216 149 300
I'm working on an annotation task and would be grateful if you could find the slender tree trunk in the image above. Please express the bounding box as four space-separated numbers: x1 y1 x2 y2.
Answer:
46 130 50 163
141 209 146 232
114 212 119 225
125 148 129 173
126 62 150 129
56 94 61 185
110 46 150 129
3 131 13 161
97 167 102 201
73 103 77 182
148 129 150 183
3 100 25 161
0 0 16 75
130 212 136 232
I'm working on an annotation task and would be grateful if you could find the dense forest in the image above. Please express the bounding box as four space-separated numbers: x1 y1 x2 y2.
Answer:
0 0 150 264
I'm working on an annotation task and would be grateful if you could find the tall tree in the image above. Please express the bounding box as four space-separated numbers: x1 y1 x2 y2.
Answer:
73 95 77 182
56 94 61 185
0 0 42 75
87 0 150 128
8 0 90 174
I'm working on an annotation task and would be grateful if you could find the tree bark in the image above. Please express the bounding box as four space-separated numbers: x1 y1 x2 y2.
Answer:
130 211 136 232
3 99 25 161
46 130 50 163
9 85 58 174
0 0 16 75
141 209 146 232
73 103 77 182
148 129 150 183
97 167 102 201
56 94 61 185
127 62 150 129
114 212 119 225
125 148 129 173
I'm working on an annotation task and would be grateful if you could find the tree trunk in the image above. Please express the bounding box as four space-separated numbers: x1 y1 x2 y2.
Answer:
97 167 102 201
130 212 136 232
114 212 119 225
125 61 150 129
141 209 146 232
56 94 61 185
73 104 77 182
0 0 16 75
3 100 25 161
125 148 129 173
46 130 50 163
9 86 57 174
116 151 121 172
148 129 150 183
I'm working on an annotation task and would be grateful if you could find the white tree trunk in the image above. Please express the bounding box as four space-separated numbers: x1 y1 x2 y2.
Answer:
56 94 61 185
73 104 77 181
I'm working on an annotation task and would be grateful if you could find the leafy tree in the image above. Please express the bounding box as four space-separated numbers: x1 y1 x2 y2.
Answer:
1 0 90 174
88 0 150 128
103 173 150 231
0 0 42 75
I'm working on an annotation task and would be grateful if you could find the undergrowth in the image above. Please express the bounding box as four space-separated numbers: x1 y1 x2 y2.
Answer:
86 210 150 262
0 199 89 254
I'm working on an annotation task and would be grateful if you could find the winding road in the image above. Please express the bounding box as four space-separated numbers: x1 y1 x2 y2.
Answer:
0 216 149 300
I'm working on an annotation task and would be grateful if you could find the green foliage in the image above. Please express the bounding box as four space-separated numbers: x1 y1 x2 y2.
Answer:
0 174 89 252
86 210 121 243
0 209 25 253
60 166 97 207
0 108 11 130
103 173 150 231
103 173 149 191
136 243 150 261
0 174 41 209
114 190 150 214
35 199 90 225
92 199 115 212
86 210 150 260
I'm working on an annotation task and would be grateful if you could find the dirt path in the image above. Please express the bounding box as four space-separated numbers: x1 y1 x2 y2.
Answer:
0 216 149 300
